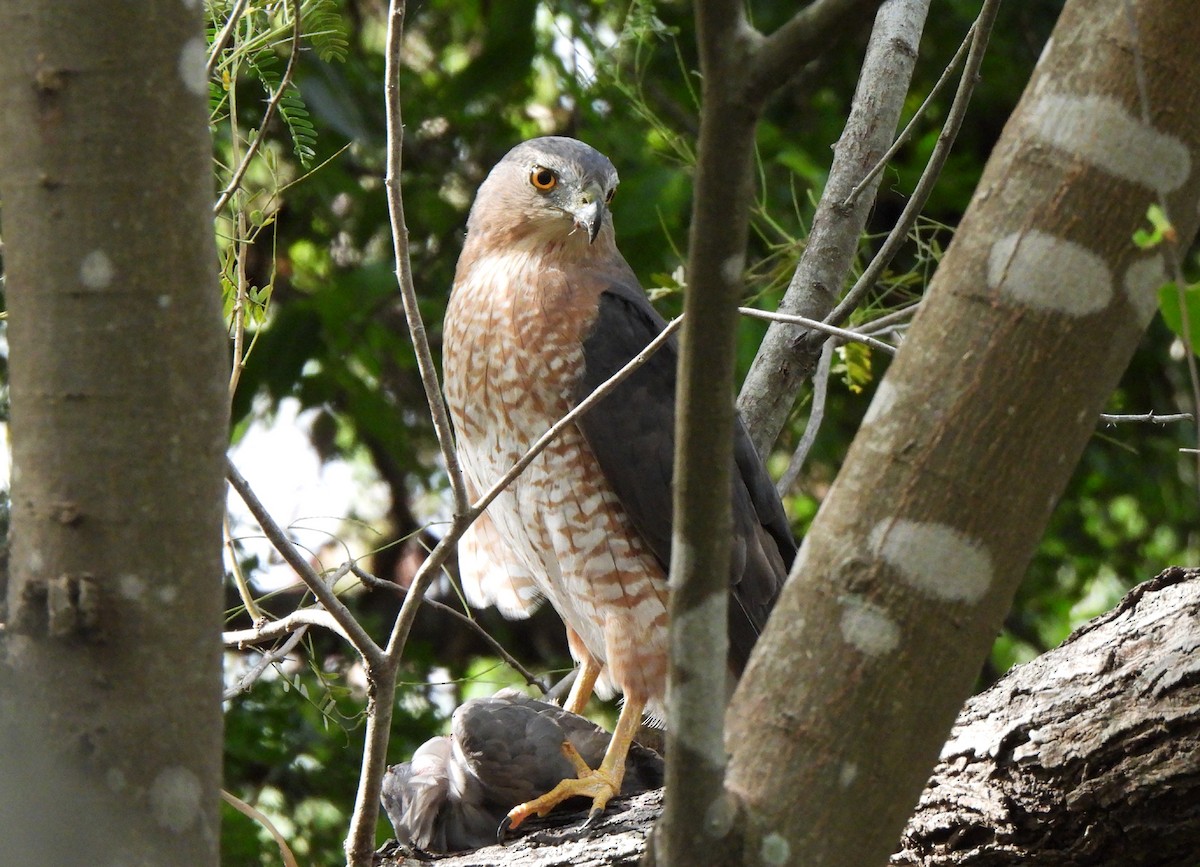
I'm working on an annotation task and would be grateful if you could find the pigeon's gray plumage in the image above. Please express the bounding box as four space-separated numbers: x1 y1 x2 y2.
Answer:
382 690 663 854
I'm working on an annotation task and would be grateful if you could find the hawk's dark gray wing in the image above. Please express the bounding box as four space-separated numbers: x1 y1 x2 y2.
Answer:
575 278 796 674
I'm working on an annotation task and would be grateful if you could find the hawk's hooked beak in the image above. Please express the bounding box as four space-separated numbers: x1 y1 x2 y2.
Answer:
571 186 606 244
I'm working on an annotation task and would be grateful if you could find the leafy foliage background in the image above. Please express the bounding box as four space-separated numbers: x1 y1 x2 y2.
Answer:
194 1 1197 862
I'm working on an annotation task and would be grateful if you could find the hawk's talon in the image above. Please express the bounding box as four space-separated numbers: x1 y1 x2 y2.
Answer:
504 767 620 834
559 739 593 777
496 815 513 845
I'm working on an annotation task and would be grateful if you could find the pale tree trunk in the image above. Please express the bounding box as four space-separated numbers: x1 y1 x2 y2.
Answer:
0 2 228 865
724 1 1200 865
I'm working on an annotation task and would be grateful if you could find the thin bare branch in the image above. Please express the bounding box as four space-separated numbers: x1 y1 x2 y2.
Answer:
225 457 384 668
223 625 309 701
212 0 303 216
1100 412 1195 426
206 0 251 79
221 790 301 867
223 608 348 647
856 299 922 335
382 1 467 518
825 0 1001 329
749 0 885 102
739 0 930 456
778 338 835 496
843 21 975 208
739 306 897 355
468 316 685 523
352 564 548 694
225 510 264 622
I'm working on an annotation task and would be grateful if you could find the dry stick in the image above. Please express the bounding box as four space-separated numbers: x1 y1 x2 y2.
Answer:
352 564 547 693
225 510 264 622
738 306 897 355
223 624 309 701
841 22 975 209
1100 412 1195 426
469 315 685 522
738 0 929 459
778 338 835 496
228 208 252 399
205 0 251 78
225 458 385 669
212 0 304 216
222 789 301 867
381 10 466 518
824 0 1001 329
1122 0 1200 488
343 2 437 861
856 298 922 335
223 607 349 647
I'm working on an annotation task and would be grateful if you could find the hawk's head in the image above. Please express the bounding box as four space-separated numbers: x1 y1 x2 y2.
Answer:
468 136 619 245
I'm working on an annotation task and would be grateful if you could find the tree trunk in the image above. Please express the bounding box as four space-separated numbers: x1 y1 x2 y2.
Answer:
0 3 229 865
894 566 1200 866
723 0 1200 864
376 568 1200 866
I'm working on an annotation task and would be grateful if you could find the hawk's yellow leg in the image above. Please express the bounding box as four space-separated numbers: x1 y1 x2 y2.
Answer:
564 653 602 715
504 694 646 830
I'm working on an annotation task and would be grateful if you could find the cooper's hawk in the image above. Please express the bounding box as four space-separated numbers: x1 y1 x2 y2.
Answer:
442 136 795 829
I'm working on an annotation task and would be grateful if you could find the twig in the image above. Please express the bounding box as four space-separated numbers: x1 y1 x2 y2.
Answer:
825 0 1001 329
228 208 251 399
382 3 467 518
1099 412 1195 426
225 510 264 622
206 0 251 79
352 564 548 694
212 0 304 216
856 299 922 334
842 22 975 208
738 0 931 457
223 625 309 701
739 306 896 355
225 457 385 668
221 789 301 867
467 315 685 522
223 607 349 647
749 0 886 100
778 338 834 496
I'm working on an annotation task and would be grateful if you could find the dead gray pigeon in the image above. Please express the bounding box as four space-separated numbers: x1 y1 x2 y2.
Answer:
382 689 664 853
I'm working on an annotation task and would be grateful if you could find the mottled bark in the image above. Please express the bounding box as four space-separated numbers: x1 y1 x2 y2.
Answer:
724 1 1200 865
0 2 228 864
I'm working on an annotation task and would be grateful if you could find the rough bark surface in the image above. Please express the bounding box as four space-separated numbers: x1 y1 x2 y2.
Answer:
894 566 1200 867
376 569 1200 867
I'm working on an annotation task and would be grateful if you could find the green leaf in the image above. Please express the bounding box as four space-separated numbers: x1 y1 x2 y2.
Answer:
1157 280 1200 354
833 342 873 394
1133 203 1175 250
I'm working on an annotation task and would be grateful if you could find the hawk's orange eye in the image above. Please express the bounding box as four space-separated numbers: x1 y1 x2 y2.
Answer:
530 167 557 191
